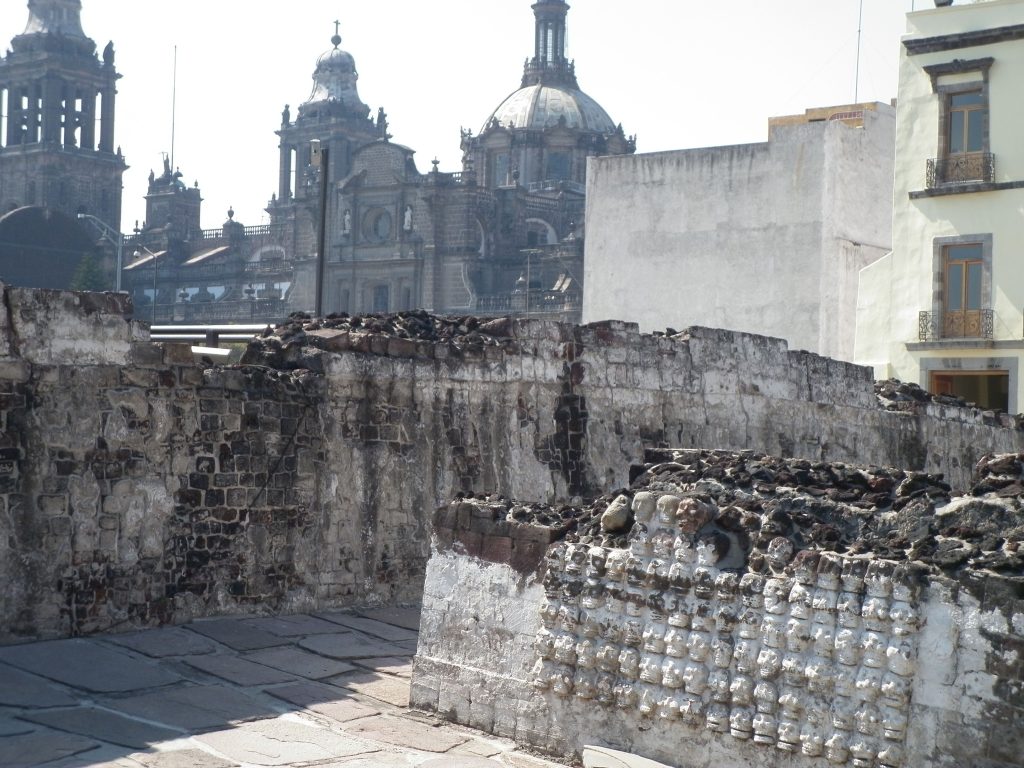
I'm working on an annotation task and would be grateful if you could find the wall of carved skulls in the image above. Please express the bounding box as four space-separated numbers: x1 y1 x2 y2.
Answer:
412 453 1024 768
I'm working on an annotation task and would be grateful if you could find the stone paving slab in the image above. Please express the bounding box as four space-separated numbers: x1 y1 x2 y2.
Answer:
0 640 181 693
104 684 276 731
327 671 411 708
449 739 509 758
104 628 220 658
0 664 80 708
19 706 181 749
183 619 292 651
316 613 420 642
324 755 423 767
343 714 471 753
299 633 410 660
130 749 238 768
184 654 296 686
0 729 100 767
243 646 356 679
265 681 380 723
421 758 503 768
0 717 34 737
352 656 413 678
357 607 423 632
241 614 344 637
195 716 375 766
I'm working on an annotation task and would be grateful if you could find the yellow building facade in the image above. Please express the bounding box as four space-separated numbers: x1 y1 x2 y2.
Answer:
856 0 1024 412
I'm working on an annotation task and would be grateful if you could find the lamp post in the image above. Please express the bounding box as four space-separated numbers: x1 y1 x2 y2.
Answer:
244 283 256 322
77 213 124 292
133 246 160 324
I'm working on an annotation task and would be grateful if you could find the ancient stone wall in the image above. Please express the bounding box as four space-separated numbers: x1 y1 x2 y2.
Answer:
3 289 1024 642
412 451 1024 768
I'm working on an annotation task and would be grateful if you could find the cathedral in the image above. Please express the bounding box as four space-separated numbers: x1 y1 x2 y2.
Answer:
1 0 633 323
0 0 126 289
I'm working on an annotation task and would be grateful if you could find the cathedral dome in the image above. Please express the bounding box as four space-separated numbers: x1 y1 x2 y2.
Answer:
302 31 364 109
484 83 616 135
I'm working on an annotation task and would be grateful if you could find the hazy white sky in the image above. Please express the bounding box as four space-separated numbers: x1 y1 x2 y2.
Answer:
0 0 921 232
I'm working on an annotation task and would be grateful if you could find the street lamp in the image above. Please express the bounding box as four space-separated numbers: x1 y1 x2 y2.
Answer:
77 213 124 292
133 246 160 324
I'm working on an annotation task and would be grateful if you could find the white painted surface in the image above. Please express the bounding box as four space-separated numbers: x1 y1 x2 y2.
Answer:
583 106 895 363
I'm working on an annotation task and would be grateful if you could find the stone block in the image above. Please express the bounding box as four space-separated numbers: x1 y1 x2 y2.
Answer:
162 343 194 366
0 359 30 382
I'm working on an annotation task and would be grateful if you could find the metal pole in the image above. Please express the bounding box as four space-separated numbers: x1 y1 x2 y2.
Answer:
115 232 123 292
152 254 158 325
855 0 865 103
315 146 330 317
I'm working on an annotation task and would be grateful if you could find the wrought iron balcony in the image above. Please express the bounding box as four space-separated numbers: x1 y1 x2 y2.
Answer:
926 153 995 187
918 309 993 341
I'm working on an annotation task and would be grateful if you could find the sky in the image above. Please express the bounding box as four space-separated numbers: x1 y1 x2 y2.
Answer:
0 0 923 233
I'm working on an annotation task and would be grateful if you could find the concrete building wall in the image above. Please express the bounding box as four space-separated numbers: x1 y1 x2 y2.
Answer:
583 105 895 362
856 0 1024 411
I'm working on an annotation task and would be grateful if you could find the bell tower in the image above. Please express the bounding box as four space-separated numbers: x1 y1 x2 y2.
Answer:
523 0 577 88
0 0 127 227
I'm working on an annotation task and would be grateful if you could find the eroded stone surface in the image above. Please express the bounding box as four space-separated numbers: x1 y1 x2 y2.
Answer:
104 628 220 658
344 715 471 753
195 717 372 766
19 706 180 749
0 729 99 767
0 640 180 693
129 749 238 768
300 633 409 660
0 665 79 708
244 646 356 679
103 685 275 731
317 614 419 642
184 654 296 686
184 620 292 652
328 671 411 707
265 681 381 723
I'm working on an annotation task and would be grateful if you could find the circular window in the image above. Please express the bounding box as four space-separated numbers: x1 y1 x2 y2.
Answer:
363 209 393 243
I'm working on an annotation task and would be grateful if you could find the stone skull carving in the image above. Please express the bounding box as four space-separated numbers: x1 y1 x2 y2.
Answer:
676 496 714 534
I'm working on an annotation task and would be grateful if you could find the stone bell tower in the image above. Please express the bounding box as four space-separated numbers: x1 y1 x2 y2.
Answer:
0 0 127 227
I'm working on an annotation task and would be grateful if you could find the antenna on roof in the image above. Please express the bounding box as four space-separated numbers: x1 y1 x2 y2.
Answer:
170 45 178 171
854 0 865 102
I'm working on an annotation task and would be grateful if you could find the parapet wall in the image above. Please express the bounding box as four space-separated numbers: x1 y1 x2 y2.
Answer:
412 451 1024 768
2 288 1024 642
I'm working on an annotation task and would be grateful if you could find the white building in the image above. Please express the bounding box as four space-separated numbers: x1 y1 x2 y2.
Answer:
582 103 896 362
856 0 1024 413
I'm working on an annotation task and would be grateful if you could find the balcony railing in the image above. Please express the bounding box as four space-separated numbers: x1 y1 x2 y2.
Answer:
926 153 995 188
918 309 994 341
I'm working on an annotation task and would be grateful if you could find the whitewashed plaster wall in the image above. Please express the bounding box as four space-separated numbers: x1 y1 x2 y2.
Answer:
582 106 895 363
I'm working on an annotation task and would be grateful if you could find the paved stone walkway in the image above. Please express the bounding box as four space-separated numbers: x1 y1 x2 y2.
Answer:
0 607 566 768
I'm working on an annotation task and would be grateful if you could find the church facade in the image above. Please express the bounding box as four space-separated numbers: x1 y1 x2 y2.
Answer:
120 0 633 324
2 0 632 323
0 0 126 290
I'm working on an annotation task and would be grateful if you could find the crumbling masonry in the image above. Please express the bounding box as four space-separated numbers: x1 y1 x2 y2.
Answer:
1 286 1024 648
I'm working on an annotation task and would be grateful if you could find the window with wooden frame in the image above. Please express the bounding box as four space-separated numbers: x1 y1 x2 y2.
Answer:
943 243 984 337
947 89 986 156
924 58 994 186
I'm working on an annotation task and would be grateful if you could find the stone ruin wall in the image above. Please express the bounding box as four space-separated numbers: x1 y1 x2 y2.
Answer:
2 286 1024 642
412 451 1024 768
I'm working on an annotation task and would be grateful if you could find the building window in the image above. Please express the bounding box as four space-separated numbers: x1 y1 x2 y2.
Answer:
920 235 993 342
363 209 392 243
943 243 984 337
372 284 390 313
948 90 985 156
491 152 510 187
924 58 994 187
546 152 570 181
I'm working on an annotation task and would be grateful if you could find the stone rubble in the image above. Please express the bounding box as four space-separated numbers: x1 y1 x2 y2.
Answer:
448 449 1024 579
415 451 1024 768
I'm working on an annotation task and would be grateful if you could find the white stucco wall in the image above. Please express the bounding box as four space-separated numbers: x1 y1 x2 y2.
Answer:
855 0 1024 410
582 106 895 363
